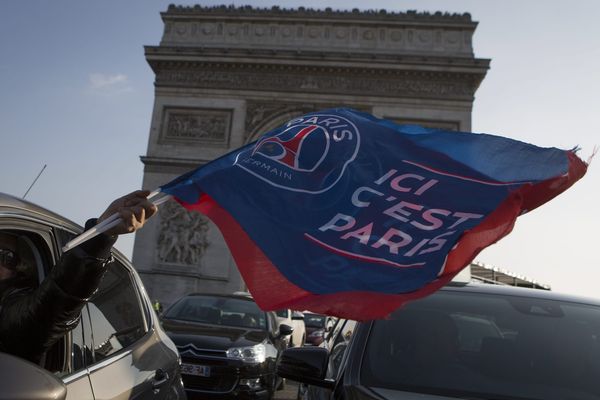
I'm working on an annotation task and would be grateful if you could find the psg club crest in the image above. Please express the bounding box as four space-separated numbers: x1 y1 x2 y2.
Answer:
235 113 360 193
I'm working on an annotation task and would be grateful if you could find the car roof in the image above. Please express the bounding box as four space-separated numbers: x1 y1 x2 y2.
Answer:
0 192 81 232
441 281 600 307
0 192 132 262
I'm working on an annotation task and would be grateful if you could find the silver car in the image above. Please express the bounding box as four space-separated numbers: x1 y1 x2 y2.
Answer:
0 192 186 400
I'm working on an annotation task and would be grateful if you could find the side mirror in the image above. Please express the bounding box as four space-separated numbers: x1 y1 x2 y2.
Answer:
291 311 304 320
277 347 335 389
0 352 67 400
279 323 294 337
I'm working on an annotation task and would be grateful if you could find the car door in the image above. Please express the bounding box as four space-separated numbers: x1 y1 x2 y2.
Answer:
83 257 181 400
302 319 356 400
54 227 183 400
0 217 96 399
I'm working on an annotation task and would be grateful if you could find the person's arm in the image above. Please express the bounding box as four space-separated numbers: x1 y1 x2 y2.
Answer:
0 190 157 363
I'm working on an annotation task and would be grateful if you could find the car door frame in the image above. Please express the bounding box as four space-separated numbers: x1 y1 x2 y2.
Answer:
0 211 96 399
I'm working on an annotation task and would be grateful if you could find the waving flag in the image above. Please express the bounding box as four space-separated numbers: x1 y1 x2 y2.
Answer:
160 109 587 320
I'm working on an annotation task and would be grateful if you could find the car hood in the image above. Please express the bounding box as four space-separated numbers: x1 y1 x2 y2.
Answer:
161 318 268 349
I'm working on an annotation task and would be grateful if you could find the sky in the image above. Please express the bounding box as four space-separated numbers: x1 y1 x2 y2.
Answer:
0 1 598 299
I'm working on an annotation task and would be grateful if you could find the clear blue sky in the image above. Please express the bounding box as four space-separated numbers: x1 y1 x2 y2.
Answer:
0 1 598 299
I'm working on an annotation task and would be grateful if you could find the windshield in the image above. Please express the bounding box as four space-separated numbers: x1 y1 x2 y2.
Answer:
361 290 600 400
165 296 267 330
304 313 326 328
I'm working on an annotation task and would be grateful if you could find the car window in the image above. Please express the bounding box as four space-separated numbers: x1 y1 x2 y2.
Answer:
276 309 289 318
304 313 326 328
72 317 89 369
0 228 52 288
361 290 600 400
327 319 356 379
0 227 74 374
50 318 86 379
165 295 267 330
87 260 147 362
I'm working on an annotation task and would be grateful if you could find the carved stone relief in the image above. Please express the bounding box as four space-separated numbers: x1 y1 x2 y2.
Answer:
157 200 210 266
156 66 475 100
160 107 232 146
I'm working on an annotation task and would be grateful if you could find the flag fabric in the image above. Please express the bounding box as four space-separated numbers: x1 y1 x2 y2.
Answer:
160 108 587 320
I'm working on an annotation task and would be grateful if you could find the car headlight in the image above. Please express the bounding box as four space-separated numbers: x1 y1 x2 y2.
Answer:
226 343 266 363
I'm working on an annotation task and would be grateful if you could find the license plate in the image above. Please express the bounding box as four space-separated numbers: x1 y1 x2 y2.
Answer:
181 363 211 377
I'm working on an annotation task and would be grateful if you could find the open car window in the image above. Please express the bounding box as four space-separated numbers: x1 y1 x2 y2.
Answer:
0 225 76 375
0 228 52 288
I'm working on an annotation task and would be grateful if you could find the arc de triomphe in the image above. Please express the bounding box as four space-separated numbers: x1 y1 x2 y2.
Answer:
132 5 489 307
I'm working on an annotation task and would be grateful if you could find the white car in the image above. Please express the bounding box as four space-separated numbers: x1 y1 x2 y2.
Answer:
275 309 306 347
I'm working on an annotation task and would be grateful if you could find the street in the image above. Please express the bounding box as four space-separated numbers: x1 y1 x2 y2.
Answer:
275 379 299 400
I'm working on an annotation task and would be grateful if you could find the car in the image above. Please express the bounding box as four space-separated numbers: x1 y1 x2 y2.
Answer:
303 313 336 346
275 309 306 348
278 282 600 400
0 192 186 399
161 292 293 399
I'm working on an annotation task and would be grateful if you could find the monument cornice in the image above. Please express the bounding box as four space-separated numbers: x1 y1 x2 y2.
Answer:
145 45 490 71
147 59 485 101
164 5 475 25
159 5 478 58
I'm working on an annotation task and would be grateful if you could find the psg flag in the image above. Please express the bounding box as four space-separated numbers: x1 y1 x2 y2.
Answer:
160 109 587 320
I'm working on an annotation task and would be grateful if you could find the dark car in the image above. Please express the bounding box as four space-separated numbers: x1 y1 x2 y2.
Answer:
161 293 293 399
303 313 335 346
0 192 185 400
279 282 600 400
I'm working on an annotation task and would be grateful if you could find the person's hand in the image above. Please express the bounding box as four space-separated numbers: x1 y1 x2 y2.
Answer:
97 190 158 236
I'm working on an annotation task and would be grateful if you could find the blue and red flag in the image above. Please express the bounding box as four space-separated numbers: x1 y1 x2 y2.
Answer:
160 109 587 320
